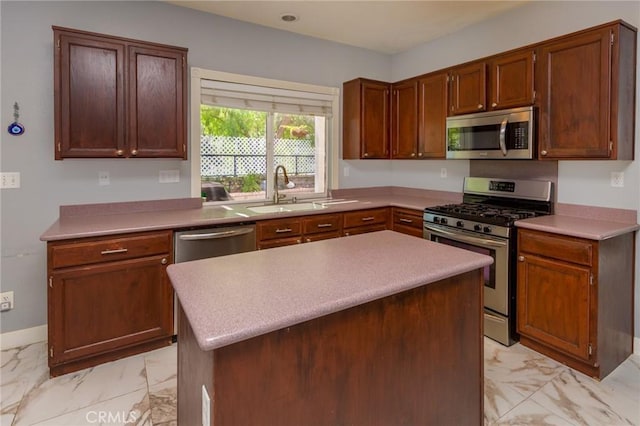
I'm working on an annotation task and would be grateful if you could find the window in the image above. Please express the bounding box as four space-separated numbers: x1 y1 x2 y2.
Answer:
190 68 340 204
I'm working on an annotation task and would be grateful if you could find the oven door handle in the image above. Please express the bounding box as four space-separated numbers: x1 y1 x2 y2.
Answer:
499 116 508 156
424 224 508 248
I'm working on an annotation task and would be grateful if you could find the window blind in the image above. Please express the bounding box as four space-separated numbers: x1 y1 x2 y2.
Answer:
200 79 333 116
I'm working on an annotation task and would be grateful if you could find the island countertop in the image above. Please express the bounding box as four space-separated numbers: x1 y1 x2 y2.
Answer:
167 230 493 352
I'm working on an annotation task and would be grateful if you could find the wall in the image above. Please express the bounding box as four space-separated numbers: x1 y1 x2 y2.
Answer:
0 0 390 334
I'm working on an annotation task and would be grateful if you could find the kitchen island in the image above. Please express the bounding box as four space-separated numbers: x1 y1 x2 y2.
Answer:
168 230 492 425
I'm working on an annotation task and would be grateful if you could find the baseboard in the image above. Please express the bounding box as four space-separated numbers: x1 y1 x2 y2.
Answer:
0 325 47 350
635 336 640 356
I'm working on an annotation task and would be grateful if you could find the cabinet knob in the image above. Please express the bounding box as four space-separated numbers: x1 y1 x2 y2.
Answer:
411 152 416 157
306 238 311 243
161 258 168 265
477 104 484 109
363 152 369 157
491 102 497 107
116 150 124 156
541 150 548 156
518 256 525 262
130 150 138 156
418 152 423 157
296 239 302 244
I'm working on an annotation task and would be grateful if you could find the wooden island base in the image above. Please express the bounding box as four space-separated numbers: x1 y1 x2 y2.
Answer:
178 270 483 425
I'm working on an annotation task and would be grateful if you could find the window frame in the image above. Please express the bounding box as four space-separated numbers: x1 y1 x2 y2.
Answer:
190 67 340 203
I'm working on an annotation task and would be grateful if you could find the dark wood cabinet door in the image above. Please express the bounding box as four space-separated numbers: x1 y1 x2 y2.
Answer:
449 62 487 115
361 81 391 158
489 49 535 110
49 255 173 365
128 45 187 158
417 72 448 158
537 28 612 159
517 254 592 361
55 31 125 159
391 80 418 159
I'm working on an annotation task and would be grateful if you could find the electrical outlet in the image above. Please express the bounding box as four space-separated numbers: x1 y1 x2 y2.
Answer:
440 168 447 178
610 172 624 188
98 171 110 186
0 291 14 311
343 166 350 177
0 172 20 189
159 170 180 183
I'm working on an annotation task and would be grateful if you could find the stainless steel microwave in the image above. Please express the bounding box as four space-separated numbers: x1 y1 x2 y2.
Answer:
446 106 534 159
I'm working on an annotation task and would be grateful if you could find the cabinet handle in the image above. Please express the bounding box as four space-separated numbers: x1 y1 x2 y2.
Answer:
161 258 168 265
399 218 413 224
306 238 311 243
491 102 497 107
101 248 128 255
296 239 302 244
363 153 369 157
541 150 548 156
477 104 484 109
275 228 292 233
317 223 333 228
518 256 525 262
116 150 124 157
411 153 416 157
418 152 423 157
130 150 138 156
361 216 375 222
344 232 350 236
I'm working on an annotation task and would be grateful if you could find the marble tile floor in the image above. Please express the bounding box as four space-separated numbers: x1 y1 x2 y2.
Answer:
1 338 638 425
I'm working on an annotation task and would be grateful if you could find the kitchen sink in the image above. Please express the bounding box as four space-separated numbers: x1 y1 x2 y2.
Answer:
247 202 327 214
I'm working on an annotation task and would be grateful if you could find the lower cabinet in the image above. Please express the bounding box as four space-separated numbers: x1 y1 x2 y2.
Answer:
517 229 634 379
47 231 174 376
257 213 343 249
391 207 424 237
343 208 390 236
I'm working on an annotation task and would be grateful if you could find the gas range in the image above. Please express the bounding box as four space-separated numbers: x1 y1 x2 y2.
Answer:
424 177 553 238
423 177 553 346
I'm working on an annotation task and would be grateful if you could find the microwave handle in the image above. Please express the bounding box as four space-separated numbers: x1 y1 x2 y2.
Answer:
499 116 508 156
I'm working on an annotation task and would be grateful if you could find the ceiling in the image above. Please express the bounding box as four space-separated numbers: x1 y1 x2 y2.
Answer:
166 1 528 54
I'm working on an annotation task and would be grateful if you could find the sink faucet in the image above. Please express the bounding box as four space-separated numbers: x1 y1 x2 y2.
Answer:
273 165 290 204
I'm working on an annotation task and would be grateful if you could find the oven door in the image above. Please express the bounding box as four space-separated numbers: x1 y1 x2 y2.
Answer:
423 223 509 315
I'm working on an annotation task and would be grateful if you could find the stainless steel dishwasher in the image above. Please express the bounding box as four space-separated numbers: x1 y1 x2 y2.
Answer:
173 223 256 333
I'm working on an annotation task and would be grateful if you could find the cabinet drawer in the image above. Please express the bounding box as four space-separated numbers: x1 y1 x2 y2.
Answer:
303 214 342 235
343 208 389 229
518 230 593 266
344 224 388 236
258 236 302 250
392 208 423 231
257 218 302 241
49 231 172 269
304 231 342 243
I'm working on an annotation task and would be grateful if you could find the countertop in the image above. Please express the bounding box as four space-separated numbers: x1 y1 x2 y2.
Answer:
39 193 456 241
167 230 493 351
515 215 639 240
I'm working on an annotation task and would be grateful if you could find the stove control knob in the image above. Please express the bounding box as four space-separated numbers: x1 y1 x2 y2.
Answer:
456 221 464 227
441 218 448 225
433 217 440 224
474 224 482 231
483 226 492 233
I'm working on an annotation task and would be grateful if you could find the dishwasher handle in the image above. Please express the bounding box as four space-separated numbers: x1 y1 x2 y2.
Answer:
178 227 255 241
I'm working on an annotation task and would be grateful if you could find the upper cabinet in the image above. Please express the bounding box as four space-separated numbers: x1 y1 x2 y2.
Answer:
390 79 418 158
343 78 390 159
448 62 487 115
53 27 188 160
448 49 536 116
342 20 636 161
537 22 636 160
488 49 536 110
417 71 448 158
